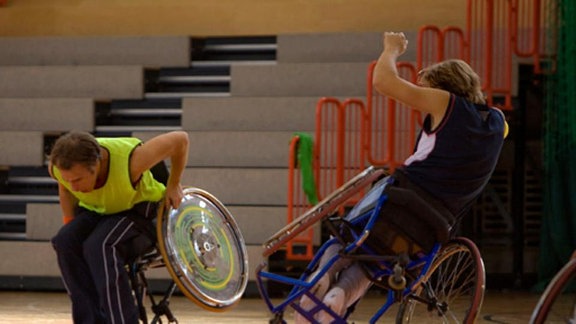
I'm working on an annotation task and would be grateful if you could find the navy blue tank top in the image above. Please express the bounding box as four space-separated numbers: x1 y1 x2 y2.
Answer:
397 94 505 215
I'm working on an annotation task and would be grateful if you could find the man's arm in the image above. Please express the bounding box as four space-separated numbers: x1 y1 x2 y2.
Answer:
130 131 190 208
58 183 78 224
49 162 78 224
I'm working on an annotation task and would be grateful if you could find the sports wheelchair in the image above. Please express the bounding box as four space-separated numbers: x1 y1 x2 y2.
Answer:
126 187 249 323
256 166 485 323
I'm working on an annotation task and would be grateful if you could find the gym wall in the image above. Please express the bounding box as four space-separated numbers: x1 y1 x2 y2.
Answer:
0 0 466 37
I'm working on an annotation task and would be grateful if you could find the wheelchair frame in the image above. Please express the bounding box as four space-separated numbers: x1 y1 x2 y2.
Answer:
256 167 485 324
129 248 179 324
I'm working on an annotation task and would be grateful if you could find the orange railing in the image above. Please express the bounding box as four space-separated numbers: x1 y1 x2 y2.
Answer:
467 0 514 110
340 98 367 205
511 0 548 73
417 0 552 110
286 98 366 260
286 135 315 261
314 97 344 202
313 97 367 202
417 25 468 68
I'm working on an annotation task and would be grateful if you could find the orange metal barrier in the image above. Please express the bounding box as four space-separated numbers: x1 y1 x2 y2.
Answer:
417 25 443 70
341 98 368 206
286 97 366 260
442 26 468 61
466 0 553 108
511 0 544 73
314 97 343 202
418 0 550 110
286 135 315 261
313 97 367 201
417 25 467 69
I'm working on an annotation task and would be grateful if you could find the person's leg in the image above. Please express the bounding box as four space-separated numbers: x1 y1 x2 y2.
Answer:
317 262 372 322
83 214 146 324
51 208 106 324
295 241 353 323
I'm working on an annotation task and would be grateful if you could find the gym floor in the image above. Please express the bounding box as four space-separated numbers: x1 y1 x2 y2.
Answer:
0 289 541 323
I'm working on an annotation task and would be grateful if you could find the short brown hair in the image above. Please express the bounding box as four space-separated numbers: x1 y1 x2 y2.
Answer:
419 59 486 105
49 131 101 170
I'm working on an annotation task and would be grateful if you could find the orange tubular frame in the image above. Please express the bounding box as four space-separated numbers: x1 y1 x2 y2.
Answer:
285 135 315 261
286 97 367 261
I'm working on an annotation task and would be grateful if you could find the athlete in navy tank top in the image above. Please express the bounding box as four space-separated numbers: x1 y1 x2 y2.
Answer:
295 31 508 323
399 94 505 215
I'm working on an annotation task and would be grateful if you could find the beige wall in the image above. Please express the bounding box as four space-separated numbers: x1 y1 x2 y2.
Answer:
0 0 466 37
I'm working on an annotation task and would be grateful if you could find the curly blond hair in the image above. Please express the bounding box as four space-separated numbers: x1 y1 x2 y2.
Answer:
419 59 486 105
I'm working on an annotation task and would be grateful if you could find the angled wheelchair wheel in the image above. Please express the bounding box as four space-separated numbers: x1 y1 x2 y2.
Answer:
157 187 249 312
397 237 485 324
529 257 576 324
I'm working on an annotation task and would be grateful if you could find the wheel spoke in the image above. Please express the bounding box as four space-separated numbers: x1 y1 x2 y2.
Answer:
396 238 485 323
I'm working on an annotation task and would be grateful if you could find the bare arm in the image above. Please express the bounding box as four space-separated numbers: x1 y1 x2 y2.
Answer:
58 183 78 223
130 131 190 208
372 32 450 127
48 162 78 223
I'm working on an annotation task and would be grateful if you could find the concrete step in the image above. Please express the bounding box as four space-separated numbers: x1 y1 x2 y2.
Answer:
182 96 329 132
182 168 287 206
0 65 144 100
230 62 369 97
277 31 418 63
0 98 94 132
0 36 190 67
0 131 45 167
134 131 294 168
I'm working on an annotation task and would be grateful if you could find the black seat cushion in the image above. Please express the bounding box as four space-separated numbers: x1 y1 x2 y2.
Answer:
351 170 456 255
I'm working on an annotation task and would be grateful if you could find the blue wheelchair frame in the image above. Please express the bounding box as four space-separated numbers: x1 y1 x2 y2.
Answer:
256 183 446 324
256 168 485 323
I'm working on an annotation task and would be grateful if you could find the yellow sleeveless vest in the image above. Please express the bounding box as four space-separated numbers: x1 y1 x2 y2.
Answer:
53 137 165 215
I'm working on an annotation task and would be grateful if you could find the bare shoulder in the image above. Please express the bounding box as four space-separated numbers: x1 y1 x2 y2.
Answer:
129 132 189 180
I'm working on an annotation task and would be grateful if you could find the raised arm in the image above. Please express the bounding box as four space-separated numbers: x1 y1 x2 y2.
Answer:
130 131 190 208
372 32 450 127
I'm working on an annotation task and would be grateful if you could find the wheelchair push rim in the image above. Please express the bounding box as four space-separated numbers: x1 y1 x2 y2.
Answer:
157 187 249 312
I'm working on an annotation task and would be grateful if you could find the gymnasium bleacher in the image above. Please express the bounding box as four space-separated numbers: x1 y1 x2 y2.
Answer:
0 32 403 291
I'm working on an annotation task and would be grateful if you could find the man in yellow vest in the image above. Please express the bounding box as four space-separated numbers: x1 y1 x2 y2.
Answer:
49 130 189 324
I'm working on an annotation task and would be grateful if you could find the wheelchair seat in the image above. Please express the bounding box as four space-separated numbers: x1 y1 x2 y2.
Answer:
359 184 455 256
336 170 456 258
